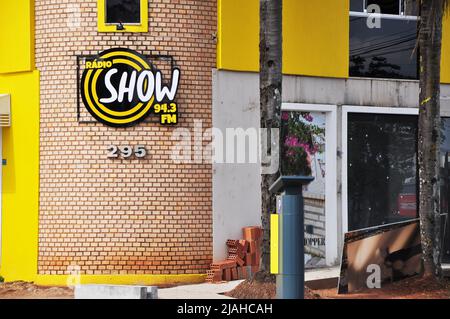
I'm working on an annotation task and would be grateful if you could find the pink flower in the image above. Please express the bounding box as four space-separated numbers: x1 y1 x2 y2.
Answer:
281 112 289 121
285 135 299 147
302 113 313 122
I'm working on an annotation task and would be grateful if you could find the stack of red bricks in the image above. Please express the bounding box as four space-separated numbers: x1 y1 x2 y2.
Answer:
206 226 262 283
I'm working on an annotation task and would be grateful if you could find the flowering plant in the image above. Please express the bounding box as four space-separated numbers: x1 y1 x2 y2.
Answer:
281 112 325 176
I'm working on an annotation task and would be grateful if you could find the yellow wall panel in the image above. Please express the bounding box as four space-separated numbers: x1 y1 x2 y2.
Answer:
0 1 34 74
441 11 450 84
0 71 40 282
283 0 349 77
270 214 279 274
217 0 260 71
218 0 349 78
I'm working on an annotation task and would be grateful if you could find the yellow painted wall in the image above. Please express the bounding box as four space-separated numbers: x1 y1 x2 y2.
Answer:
217 0 260 71
283 0 349 77
0 1 34 74
441 11 450 84
0 0 39 282
0 72 40 282
35 274 206 287
217 0 349 78
270 214 279 275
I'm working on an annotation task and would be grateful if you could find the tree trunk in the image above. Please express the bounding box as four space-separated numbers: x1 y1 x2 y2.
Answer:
418 0 444 278
256 0 282 282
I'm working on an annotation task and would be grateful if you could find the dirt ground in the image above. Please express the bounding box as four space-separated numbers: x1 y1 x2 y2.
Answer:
1 275 449 299
0 281 74 299
226 276 450 299
315 276 450 299
225 279 319 299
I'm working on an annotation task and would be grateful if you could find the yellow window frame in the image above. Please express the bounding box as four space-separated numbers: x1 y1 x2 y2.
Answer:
97 0 148 33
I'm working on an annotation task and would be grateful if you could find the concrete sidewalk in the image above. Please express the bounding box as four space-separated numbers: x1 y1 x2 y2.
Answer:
158 280 244 299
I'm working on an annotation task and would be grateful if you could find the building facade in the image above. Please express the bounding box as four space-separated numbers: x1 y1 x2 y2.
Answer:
1 0 450 285
216 0 450 267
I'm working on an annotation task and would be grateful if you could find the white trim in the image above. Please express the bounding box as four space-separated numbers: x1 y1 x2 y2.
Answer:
341 105 418 234
282 103 338 266
350 11 418 21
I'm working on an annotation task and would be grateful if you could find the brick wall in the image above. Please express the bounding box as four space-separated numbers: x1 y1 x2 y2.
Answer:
35 0 216 275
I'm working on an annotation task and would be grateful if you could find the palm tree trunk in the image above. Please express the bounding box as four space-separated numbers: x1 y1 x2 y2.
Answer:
257 0 282 282
418 0 444 278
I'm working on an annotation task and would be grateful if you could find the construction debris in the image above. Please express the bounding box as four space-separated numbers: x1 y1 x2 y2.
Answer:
206 226 262 283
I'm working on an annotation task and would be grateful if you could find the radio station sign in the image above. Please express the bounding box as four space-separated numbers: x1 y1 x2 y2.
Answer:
80 48 180 127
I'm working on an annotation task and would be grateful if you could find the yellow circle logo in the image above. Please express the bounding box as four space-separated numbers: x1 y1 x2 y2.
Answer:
81 48 180 127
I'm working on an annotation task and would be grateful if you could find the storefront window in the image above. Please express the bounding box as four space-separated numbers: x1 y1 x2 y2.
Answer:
347 113 418 230
348 113 450 263
440 119 450 263
106 0 141 24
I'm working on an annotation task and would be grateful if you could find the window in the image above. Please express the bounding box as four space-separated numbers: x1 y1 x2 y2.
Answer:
350 0 417 15
106 0 140 24
349 0 418 80
347 113 418 230
347 113 450 235
97 0 148 33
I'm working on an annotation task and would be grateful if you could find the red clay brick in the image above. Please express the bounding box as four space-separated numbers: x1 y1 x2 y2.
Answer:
238 240 249 253
226 239 239 248
211 260 236 270
223 268 231 281
243 227 262 241
206 270 222 283
227 254 245 267
231 267 238 280
228 247 245 259
248 241 259 254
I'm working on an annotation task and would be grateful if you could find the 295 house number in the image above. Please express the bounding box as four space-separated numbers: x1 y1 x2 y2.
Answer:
107 145 147 159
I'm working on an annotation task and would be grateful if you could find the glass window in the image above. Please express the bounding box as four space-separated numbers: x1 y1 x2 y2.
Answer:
280 111 326 176
106 0 141 24
349 17 418 79
281 111 327 266
347 113 450 257
350 0 364 12
349 0 419 80
440 119 450 263
350 0 418 15
347 113 418 231
367 0 400 14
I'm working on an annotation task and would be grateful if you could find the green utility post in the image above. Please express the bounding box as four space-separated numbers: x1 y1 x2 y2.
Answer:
269 176 314 299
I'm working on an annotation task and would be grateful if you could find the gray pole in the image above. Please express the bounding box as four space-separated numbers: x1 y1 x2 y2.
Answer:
270 176 314 299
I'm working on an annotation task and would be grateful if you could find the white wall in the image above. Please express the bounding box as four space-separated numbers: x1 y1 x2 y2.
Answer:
212 70 262 261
